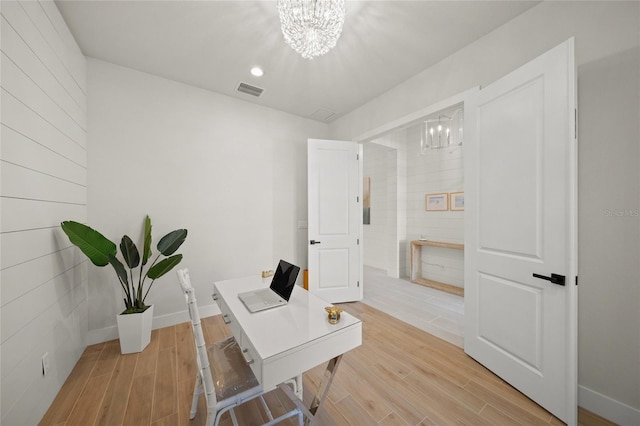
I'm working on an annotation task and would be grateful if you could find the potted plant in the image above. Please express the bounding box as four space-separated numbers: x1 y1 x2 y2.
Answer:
61 215 187 353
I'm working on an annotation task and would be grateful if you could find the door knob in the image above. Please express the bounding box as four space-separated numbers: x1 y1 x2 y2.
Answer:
310 240 322 245
533 273 565 286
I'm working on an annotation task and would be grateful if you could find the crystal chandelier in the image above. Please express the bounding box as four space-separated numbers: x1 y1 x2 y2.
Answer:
277 0 346 59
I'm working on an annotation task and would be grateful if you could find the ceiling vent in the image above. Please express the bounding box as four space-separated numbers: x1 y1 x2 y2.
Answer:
237 82 264 97
309 108 336 122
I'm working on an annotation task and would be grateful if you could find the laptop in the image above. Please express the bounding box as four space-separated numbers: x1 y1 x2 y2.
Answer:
238 260 301 313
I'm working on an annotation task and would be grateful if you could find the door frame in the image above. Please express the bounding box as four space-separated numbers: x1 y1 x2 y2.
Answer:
353 89 479 144
351 80 576 423
353 88 479 279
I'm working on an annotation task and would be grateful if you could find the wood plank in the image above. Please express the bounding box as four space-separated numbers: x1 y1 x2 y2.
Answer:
333 394 380 425
94 353 138 426
412 240 464 250
134 329 160 377
64 373 111 426
412 277 464 296
177 377 205 426
91 340 121 377
175 321 196 382
151 347 178 421
40 310 618 426
157 325 176 350
578 407 617 426
38 344 104 425
123 374 154 426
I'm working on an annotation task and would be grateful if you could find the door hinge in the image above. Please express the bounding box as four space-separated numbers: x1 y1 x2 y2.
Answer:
357 281 360 287
576 276 578 286
357 238 360 245
357 153 359 160
357 196 359 202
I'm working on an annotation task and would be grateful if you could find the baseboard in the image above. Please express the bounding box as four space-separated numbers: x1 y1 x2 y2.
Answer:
86 303 221 346
579 384 640 425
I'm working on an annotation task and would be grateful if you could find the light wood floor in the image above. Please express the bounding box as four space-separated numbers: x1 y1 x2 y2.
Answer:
362 266 464 348
40 303 615 426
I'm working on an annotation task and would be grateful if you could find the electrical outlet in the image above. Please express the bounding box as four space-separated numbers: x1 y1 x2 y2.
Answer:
42 352 50 376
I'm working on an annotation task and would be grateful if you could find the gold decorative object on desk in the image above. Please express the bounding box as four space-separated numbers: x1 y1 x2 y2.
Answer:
325 306 343 324
261 270 274 278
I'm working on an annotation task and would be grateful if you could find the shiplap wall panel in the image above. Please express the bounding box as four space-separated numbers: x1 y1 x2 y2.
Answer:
2 92 86 165
405 123 464 287
1 227 72 269
1 264 86 376
364 123 464 286
2 162 86 203
1 283 87 425
1 198 86 232
2 1 85 107
1 256 86 341
0 0 87 423
2 125 86 183
2 52 85 143
1 17 85 125
1 245 82 305
31 0 86 94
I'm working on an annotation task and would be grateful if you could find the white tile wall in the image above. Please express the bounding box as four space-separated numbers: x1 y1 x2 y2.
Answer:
0 1 87 423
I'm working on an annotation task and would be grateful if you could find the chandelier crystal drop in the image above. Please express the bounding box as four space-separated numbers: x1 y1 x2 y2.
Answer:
277 0 346 59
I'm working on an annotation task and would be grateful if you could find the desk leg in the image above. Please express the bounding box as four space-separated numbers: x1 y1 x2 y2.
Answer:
308 355 343 417
284 375 304 400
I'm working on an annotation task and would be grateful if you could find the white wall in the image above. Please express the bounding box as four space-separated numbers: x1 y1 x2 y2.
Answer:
86 59 328 342
363 131 406 278
362 142 392 270
0 0 87 424
329 2 640 423
405 122 464 288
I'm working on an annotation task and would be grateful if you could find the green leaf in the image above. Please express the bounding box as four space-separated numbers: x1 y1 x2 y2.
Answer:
147 254 183 279
61 221 116 267
120 235 140 269
109 254 129 286
157 229 187 256
142 215 152 266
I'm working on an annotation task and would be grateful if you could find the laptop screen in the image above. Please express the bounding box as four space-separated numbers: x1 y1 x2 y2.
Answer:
270 260 301 301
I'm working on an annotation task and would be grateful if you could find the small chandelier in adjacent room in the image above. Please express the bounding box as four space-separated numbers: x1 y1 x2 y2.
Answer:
277 0 346 59
420 108 464 154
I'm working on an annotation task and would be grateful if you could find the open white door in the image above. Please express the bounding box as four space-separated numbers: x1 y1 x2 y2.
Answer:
308 138 363 303
464 39 577 424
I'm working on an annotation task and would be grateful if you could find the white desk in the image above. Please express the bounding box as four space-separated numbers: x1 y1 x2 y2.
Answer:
213 276 362 415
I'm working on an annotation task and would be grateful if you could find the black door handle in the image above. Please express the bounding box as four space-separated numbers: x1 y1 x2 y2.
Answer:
310 240 322 245
533 273 565 286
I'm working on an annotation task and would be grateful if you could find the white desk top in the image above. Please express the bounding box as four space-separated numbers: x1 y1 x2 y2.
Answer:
214 276 362 361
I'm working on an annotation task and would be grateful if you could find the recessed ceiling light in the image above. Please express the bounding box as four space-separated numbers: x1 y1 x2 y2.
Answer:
250 66 264 77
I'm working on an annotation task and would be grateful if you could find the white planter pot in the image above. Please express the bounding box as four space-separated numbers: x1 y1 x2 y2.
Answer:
116 305 153 354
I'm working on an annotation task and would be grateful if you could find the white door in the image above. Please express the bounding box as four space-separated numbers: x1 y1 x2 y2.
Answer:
464 39 577 424
308 139 363 303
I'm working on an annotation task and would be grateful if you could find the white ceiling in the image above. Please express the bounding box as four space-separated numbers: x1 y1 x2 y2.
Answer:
55 0 540 122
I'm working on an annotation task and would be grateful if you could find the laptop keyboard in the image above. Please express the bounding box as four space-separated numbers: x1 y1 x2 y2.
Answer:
260 290 283 304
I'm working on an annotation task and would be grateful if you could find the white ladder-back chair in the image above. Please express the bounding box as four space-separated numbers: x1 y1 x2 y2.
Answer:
177 268 305 426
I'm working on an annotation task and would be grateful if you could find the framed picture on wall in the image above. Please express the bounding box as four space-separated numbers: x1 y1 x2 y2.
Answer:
363 177 371 224
425 193 449 211
450 192 464 211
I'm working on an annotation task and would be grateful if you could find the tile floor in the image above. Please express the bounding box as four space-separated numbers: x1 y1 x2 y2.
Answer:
362 265 464 347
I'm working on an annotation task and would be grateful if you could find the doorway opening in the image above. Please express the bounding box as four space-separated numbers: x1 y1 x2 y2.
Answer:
360 103 465 347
